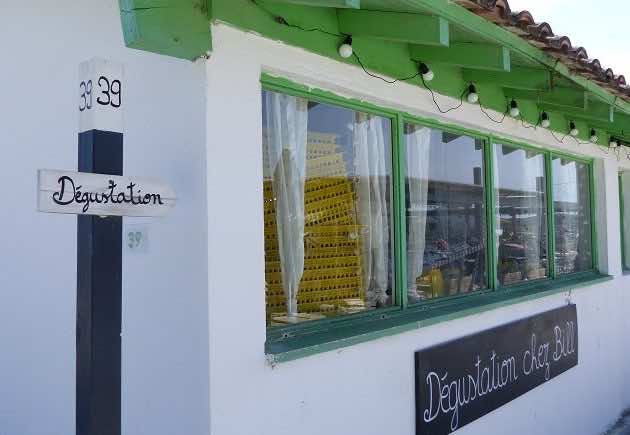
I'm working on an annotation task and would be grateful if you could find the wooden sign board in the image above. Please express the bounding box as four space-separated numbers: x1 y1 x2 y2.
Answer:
38 169 175 217
415 305 578 435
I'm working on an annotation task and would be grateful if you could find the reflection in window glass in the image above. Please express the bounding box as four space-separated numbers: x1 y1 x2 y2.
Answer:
404 124 486 303
494 144 548 285
553 157 593 274
262 90 393 327
621 173 630 270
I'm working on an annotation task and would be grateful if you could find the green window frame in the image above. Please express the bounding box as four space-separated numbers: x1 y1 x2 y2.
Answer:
261 74 607 363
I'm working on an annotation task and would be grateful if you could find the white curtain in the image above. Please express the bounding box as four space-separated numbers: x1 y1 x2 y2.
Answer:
525 181 543 272
405 126 431 300
353 113 390 306
264 92 308 317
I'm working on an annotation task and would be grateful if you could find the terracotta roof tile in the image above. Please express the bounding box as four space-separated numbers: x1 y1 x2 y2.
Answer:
454 0 630 101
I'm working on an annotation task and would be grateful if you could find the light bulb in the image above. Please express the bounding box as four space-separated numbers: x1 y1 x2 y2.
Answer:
569 122 579 137
467 84 479 104
338 36 353 58
419 63 434 82
509 100 519 117
541 112 551 128
590 129 598 143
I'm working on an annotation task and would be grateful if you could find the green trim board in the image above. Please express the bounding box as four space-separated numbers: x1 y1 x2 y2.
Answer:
409 43 510 72
589 161 599 271
546 152 557 279
463 67 551 91
118 0 211 60
267 273 612 363
262 73 602 360
485 133 498 290
507 88 587 110
268 0 360 8
394 115 408 309
337 10 449 46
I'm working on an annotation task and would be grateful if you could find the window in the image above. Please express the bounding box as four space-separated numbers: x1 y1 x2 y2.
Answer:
494 144 548 285
552 157 593 275
262 89 393 326
619 172 630 271
261 76 599 353
404 124 486 302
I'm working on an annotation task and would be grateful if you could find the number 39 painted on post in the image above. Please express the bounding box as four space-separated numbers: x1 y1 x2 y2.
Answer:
79 77 121 112
79 58 124 134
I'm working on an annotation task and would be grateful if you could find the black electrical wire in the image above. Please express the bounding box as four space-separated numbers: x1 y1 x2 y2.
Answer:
252 0 346 37
354 54 420 84
478 99 507 124
420 74 466 114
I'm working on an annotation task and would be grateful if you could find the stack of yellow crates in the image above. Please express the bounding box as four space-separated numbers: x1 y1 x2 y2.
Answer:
264 132 365 325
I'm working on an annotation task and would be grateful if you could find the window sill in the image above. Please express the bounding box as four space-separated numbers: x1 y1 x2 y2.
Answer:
265 273 611 364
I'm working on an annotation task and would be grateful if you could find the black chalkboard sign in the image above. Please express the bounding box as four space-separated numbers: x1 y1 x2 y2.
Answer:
415 304 578 435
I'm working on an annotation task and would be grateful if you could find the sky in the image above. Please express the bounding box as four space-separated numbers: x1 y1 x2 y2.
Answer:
507 0 630 77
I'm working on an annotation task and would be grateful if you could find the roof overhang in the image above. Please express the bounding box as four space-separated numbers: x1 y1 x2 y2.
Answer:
117 0 630 143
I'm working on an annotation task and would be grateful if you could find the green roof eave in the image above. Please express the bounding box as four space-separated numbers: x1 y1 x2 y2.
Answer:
116 0 630 133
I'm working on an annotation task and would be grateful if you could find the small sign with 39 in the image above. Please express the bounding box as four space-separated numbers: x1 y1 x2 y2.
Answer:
125 225 149 254
79 58 124 134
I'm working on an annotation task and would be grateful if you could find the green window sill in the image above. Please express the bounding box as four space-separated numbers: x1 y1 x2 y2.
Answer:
265 273 612 364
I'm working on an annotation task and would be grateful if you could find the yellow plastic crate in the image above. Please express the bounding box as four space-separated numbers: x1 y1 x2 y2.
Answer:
307 132 338 147
266 276 363 308
306 154 347 178
266 256 361 274
265 244 360 263
306 133 339 159
266 264 361 285
305 180 354 205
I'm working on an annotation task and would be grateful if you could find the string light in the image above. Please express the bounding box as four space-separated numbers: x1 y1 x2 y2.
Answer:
338 36 353 58
590 129 598 143
540 112 551 128
467 85 479 104
509 99 520 117
569 122 579 137
419 63 434 82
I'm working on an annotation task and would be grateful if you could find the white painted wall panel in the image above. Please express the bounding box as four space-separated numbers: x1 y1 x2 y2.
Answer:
0 2 209 435
206 23 630 435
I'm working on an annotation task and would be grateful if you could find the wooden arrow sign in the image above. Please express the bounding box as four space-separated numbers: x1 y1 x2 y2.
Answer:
37 169 176 217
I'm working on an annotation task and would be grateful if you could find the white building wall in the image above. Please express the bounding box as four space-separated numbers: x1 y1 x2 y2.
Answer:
0 2 209 435
206 23 630 435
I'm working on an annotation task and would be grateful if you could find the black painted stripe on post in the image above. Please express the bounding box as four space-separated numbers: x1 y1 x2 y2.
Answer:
76 129 123 435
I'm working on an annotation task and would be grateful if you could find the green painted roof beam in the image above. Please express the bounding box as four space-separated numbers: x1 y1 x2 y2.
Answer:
463 67 549 91
119 0 211 60
410 43 510 72
564 103 630 125
506 87 586 109
267 0 360 8
337 10 449 46
577 117 630 143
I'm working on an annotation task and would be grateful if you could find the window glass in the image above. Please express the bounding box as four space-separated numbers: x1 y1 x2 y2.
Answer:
404 124 486 303
620 173 630 270
494 144 548 285
552 157 593 274
262 90 393 327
